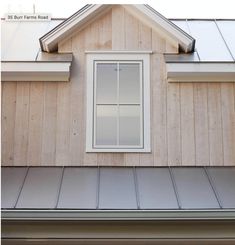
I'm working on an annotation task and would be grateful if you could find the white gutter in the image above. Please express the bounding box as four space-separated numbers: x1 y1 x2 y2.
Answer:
2 61 72 82
166 62 235 82
2 209 235 221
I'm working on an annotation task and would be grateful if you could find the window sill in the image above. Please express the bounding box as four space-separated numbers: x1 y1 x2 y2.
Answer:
86 148 151 153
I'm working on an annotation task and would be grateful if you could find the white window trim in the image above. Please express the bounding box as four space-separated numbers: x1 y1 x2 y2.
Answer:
86 52 151 153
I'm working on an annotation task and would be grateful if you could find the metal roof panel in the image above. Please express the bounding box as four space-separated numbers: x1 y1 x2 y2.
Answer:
1 167 28 209
1 21 20 60
136 168 179 209
171 20 191 34
57 168 98 209
172 167 220 209
207 167 235 208
16 167 62 209
187 20 233 61
1 19 63 62
2 21 50 61
216 21 235 60
99 168 137 209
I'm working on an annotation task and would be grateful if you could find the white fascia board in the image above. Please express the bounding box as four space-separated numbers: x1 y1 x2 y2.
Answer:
40 4 110 52
2 62 71 82
167 63 235 82
123 4 195 53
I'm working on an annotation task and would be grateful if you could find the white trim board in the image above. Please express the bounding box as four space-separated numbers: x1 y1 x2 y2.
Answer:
40 4 195 53
2 62 72 82
167 63 235 82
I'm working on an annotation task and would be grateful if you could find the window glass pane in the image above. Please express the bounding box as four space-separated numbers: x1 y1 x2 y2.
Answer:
119 105 141 146
119 63 140 104
96 105 117 146
96 63 117 104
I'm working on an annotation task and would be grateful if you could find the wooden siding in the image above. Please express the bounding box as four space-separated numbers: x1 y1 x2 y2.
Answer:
2 6 235 166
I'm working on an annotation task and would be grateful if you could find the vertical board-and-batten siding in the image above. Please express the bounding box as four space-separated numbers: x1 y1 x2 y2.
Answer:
1 6 235 166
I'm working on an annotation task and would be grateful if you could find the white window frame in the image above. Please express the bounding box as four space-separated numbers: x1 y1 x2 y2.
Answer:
86 52 151 153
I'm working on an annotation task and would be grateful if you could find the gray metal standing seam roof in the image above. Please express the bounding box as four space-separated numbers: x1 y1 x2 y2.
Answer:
1 19 235 62
171 20 235 62
2 167 235 210
1 19 63 61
